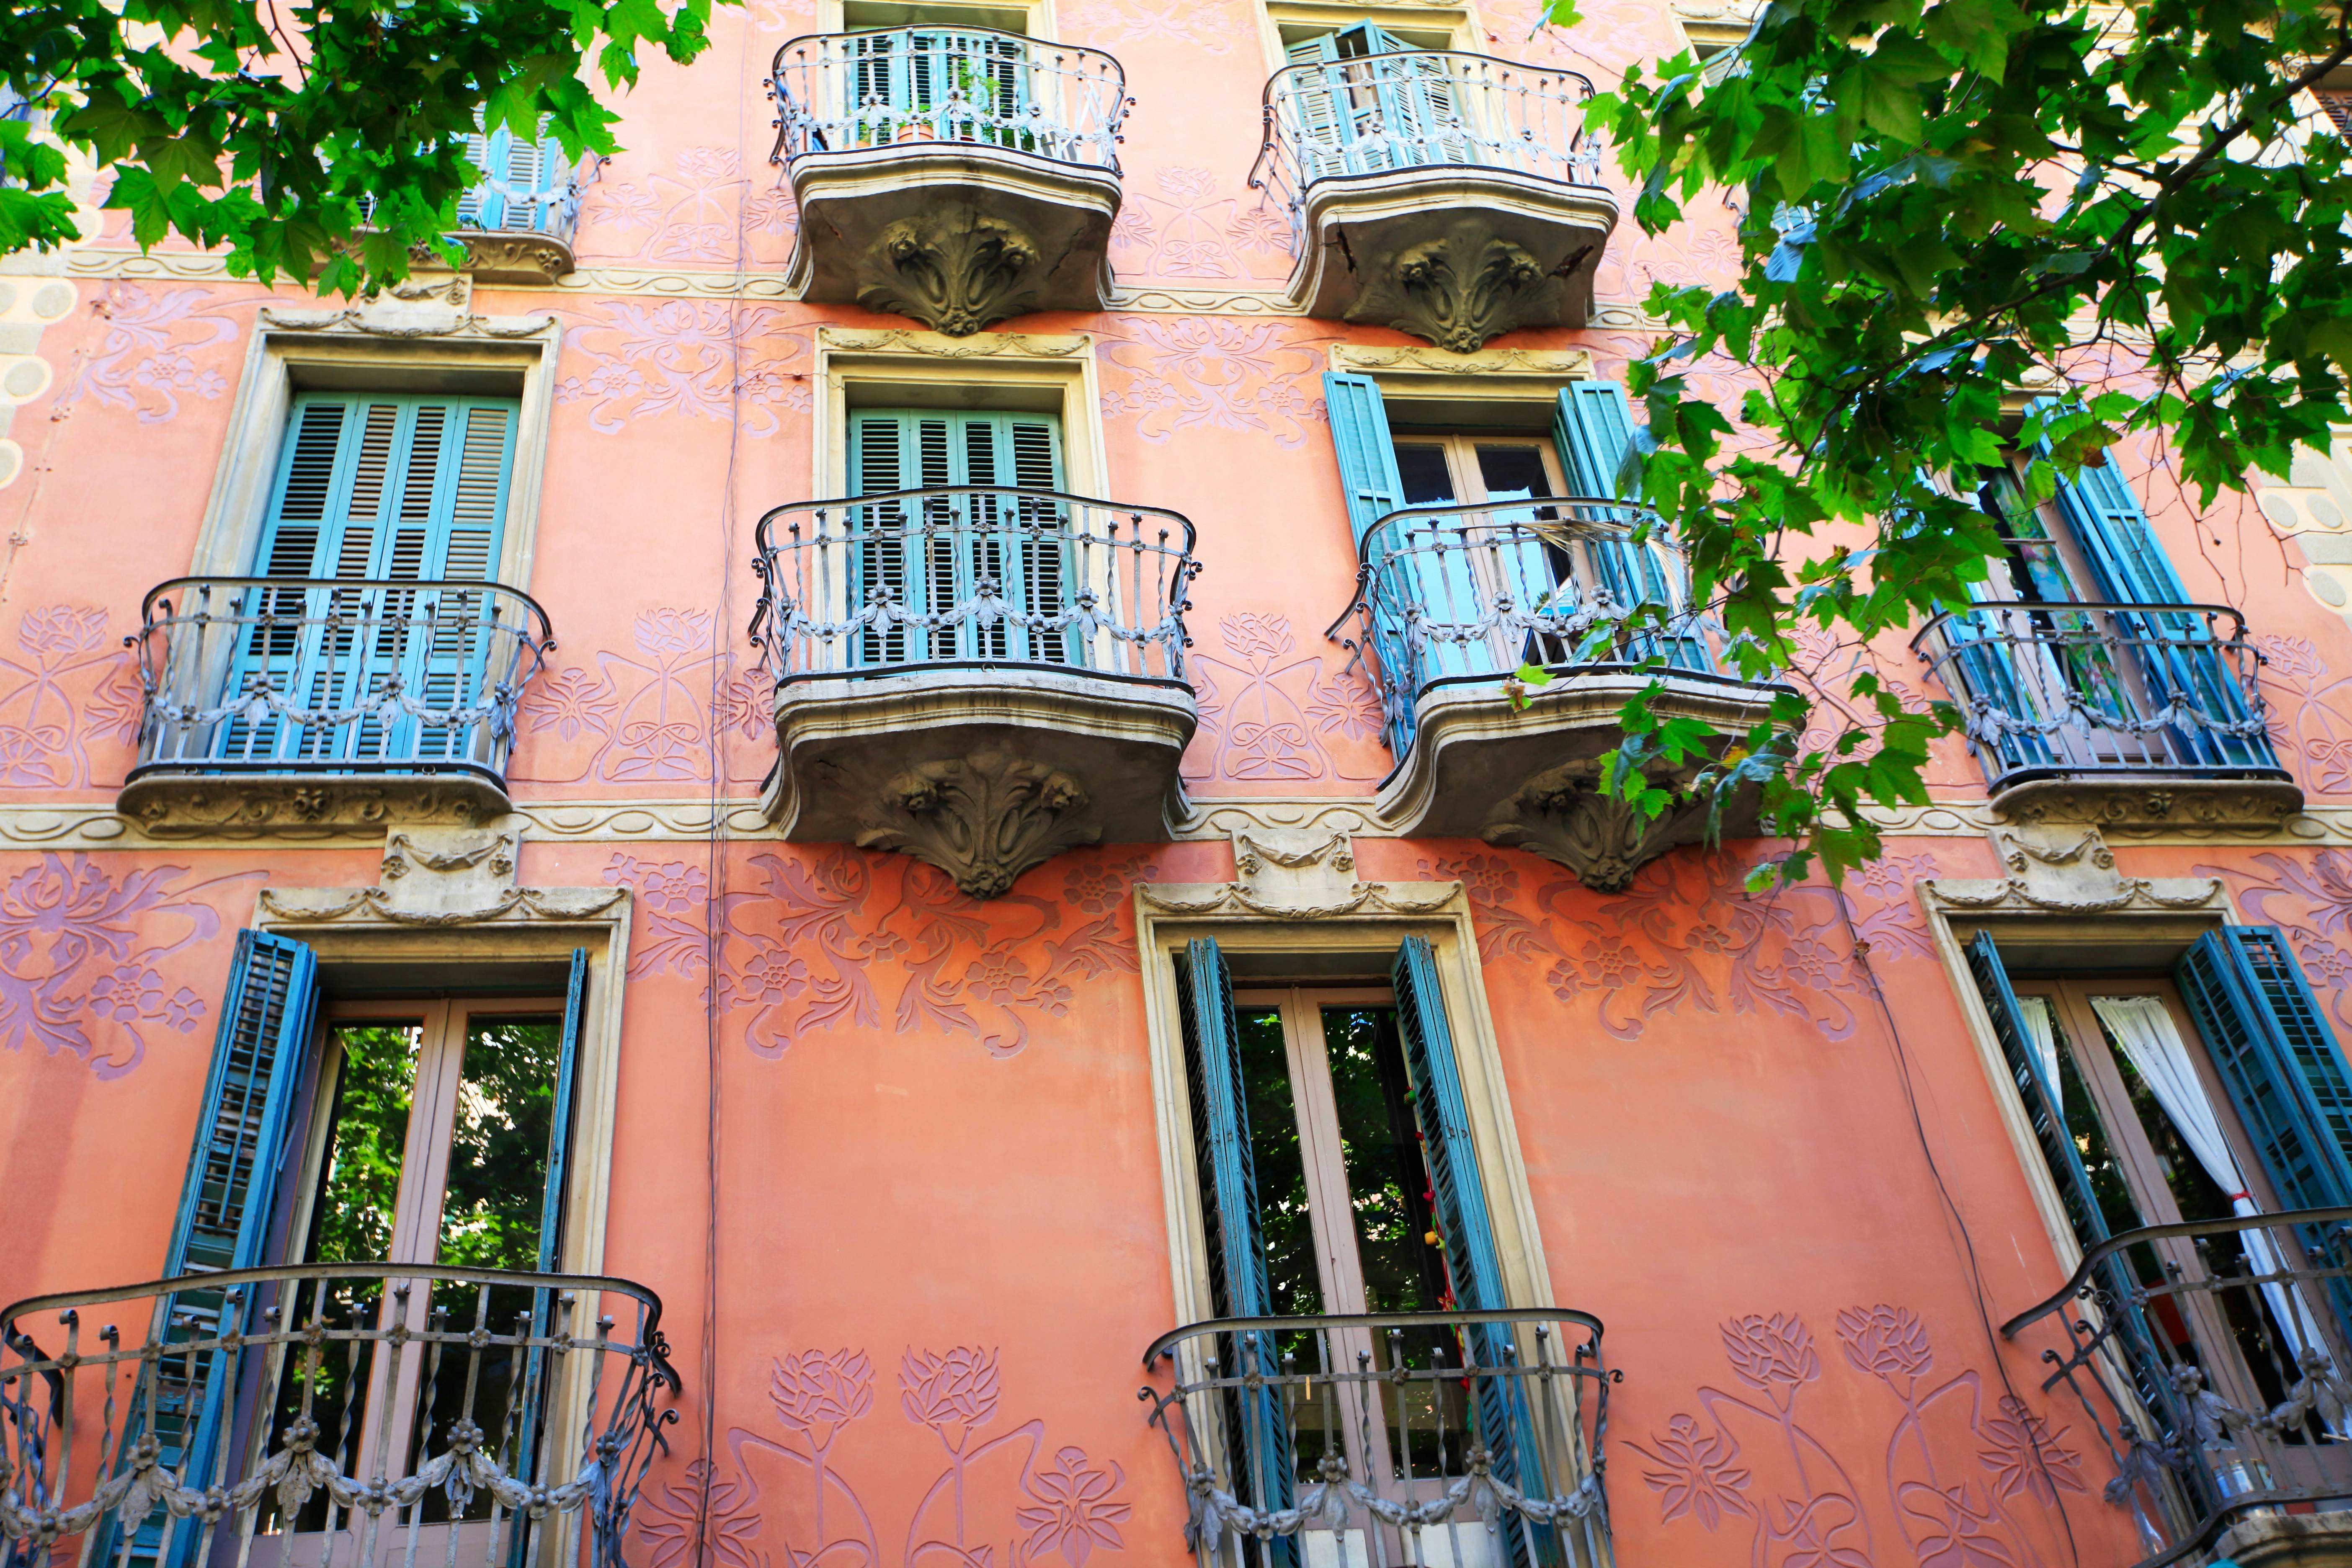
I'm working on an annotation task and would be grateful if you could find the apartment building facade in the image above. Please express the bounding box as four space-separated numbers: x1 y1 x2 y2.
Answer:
6 4 2352 1568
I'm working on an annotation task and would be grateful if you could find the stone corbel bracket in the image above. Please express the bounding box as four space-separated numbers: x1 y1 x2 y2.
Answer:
1480 760 1720 895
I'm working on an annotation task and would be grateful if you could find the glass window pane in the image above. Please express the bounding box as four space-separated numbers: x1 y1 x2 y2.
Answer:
1235 1008 1322 1319
438 1014 562 1271
306 1023 424 1264
1395 443 1455 507
1472 444 1549 503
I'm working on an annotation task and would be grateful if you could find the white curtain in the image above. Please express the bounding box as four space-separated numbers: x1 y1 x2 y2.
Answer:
2017 995 2063 1108
2089 994 2333 1372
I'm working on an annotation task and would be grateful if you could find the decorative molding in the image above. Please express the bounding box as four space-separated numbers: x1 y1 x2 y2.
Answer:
855 749 1098 900
1481 762 1716 895
1139 824 1460 919
455 232 576 287
1328 342 1595 377
1992 777 2305 833
259 884 629 925
1358 225 1554 353
116 774 512 838
1103 286 1303 315
1919 823 2229 916
855 212 1043 336
256 272 557 340
815 325 1092 359
381 827 517 884
1172 798 1388 840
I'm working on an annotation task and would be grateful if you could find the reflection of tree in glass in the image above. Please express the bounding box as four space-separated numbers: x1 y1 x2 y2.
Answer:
438 1016 560 1271
309 1024 423 1264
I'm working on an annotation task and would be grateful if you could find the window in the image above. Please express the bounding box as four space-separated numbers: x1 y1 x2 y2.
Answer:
451 119 571 234
136 934 591 1551
1959 449 2190 609
845 407 1073 666
227 393 519 765
1968 930 2352 1490
1176 938 1528 1556
838 7 1035 152
1323 371 1710 672
1279 22 1471 178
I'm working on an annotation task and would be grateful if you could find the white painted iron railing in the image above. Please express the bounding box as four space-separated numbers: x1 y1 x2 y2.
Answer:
1912 601 2283 791
1248 51 1604 248
769 28 1129 170
127 577 554 789
451 124 583 242
1142 1308 1614 1568
751 486 1197 683
0 1263 678 1568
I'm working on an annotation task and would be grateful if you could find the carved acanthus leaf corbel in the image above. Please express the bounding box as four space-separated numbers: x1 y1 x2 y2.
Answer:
856 748 1098 899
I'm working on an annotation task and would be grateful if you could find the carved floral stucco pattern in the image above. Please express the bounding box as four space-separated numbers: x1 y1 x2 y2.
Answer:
0 854 264 1081
515 609 769 787
555 302 810 435
1057 0 1246 52
1629 1308 2085 1568
2196 850 2352 1031
2257 633 2352 795
0 605 142 791
604 846 1159 1060
632 1345 1129 1568
1107 167 1288 280
1419 847 1937 1042
1096 320 1328 449
575 147 797 266
56 283 242 425
1185 613 1384 787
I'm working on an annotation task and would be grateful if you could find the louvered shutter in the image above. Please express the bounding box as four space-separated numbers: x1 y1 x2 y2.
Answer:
454 130 493 227
114 932 320 1568
1552 383 1710 671
1323 373 1424 754
230 395 516 768
1964 934 2171 1418
2045 447 2271 770
1284 32 1347 181
1391 936 1542 1541
2177 928 2352 1340
508 948 590 1502
848 410 1068 667
1176 939 1294 1546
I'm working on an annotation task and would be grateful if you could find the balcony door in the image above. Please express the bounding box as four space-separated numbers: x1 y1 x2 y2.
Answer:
844 20 1032 150
227 394 517 769
1282 24 1473 180
846 408 1072 667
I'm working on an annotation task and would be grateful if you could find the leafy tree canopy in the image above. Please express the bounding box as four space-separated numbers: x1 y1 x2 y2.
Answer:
1550 0 2352 884
1 0 723 293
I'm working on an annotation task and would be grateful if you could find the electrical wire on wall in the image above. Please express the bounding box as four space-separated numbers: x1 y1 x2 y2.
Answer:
690 11 757 1561
1836 897 2085 1568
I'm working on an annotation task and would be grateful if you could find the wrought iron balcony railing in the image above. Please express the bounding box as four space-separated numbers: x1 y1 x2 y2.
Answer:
0 1262 679 1568
1326 498 1719 757
1912 601 2284 792
1141 1308 1614 1568
2001 1208 2352 1567
769 28 1129 170
127 577 554 789
751 486 1197 684
1248 51 1604 246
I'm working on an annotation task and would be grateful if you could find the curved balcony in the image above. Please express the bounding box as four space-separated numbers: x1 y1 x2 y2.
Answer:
449 126 584 283
751 486 1198 897
1141 1308 1614 1568
1328 498 1783 891
1248 51 1616 348
1913 601 2300 828
0 1262 679 1568
2000 1208 2352 1568
121 577 554 836
769 29 1128 332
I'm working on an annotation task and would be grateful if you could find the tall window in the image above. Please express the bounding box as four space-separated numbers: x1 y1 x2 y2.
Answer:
230 393 518 765
1279 23 1470 178
841 5 1034 152
845 407 1071 666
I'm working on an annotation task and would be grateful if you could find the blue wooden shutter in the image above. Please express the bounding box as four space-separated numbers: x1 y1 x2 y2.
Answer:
125 932 320 1568
1552 383 1710 671
1175 938 1294 1541
233 395 516 766
1323 373 1407 546
1964 934 2172 1429
1391 936 1542 1523
2048 451 2190 607
505 947 590 1512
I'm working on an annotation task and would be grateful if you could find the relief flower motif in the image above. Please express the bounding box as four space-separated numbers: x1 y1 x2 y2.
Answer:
770 1349 874 1444
18 606 109 656
1976 1396 2084 1505
164 986 204 1030
1636 1413 1751 1529
900 1346 1001 1445
523 666 619 740
640 862 711 916
1835 1303 1934 1382
632 1459 766 1568
1772 1493 1873 1568
88 963 167 1021
1905 1482 2020 1568
1720 1313 1821 1394
1015 1447 1131 1568
732 948 811 1008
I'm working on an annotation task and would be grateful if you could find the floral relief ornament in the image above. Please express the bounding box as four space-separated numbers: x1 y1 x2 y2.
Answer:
56 282 240 425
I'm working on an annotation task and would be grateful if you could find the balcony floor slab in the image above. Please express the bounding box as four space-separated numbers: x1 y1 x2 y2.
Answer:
118 770 514 838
